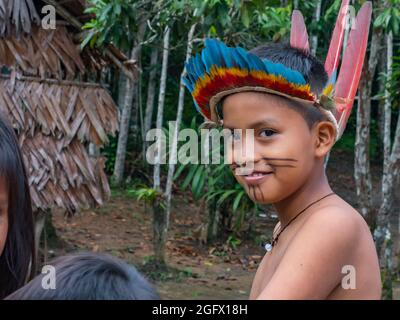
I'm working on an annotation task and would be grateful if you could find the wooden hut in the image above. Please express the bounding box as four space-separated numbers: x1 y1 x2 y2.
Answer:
0 0 132 217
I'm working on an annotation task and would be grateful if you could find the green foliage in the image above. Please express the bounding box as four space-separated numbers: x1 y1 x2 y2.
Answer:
82 0 139 50
102 135 118 174
374 1 400 35
226 234 241 250
254 5 291 42
129 185 158 204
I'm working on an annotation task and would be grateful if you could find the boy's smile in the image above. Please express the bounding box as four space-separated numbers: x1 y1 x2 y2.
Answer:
241 170 273 185
222 91 319 205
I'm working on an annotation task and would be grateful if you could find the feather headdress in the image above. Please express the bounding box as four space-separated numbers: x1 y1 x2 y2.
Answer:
182 0 372 141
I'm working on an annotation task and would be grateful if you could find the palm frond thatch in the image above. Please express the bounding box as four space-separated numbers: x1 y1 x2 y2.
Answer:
0 78 118 213
0 1 121 214
0 79 118 145
0 26 88 79
0 0 40 37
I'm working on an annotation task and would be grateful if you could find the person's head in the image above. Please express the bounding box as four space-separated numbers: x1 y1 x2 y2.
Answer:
6 252 160 300
0 114 35 299
221 42 336 204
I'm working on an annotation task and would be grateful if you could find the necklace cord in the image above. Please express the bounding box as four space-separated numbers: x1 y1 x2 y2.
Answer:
271 192 335 247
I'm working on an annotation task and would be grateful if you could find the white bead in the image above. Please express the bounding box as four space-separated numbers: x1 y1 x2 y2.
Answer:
264 243 272 252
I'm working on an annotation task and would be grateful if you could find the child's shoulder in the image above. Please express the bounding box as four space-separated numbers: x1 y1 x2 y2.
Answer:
297 198 367 251
309 198 365 230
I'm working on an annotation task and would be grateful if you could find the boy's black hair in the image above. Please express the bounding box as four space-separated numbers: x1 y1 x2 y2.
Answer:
249 42 329 128
0 114 35 299
250 42 328 95
5 252 160 300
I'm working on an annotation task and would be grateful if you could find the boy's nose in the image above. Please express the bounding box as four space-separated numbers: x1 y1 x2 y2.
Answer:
228 140 261 174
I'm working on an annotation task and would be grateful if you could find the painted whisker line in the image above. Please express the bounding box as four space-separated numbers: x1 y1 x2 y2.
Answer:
267 164 297 168
249 185 254 200
261 157 298 162
256 185 265 202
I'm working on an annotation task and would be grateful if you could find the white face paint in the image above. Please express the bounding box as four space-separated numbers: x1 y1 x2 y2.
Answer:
0 177 9 256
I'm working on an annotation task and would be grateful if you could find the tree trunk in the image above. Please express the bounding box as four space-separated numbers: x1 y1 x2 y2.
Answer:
113 22 147 185
134 45 144 142
207 201 220 243
152 197 168 266
153 26 170 191
144 47 159 137
165 24 197 233
377 51 387 162
354 27 382 223
376 109 399 295
375 30 395 265
152 26 170 265
311 0 321 55
118 71 128 112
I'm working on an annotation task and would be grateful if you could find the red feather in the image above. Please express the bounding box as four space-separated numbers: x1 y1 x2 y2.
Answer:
335 1 372 136
290 10 310 53
324 0 350 78
194 70 315 120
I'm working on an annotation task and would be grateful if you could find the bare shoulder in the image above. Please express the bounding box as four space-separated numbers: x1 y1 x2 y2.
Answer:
307 201 365 226
285 201 369 268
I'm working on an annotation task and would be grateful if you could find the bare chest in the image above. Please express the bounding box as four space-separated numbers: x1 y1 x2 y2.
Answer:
250 244 288 299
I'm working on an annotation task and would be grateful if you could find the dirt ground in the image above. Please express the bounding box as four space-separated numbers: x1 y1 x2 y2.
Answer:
43 149 398 300
48 193 272 299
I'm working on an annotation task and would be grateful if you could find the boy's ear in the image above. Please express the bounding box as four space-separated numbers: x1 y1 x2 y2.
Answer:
314 121 336 158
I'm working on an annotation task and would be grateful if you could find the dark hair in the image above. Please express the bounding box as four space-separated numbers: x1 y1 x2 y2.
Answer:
250 42 328 94
0 114 35 299
6 252 160 300
249 42 329 128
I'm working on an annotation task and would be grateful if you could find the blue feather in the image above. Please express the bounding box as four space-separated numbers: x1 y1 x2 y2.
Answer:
188 60 200 86
232 47 248 69
182 76 193 93
205 39 225 68
262 58 278 75
246 52 267 72
185 61 197 87
201 48 213 73
193 54 205 80
193 99 202 114
220 43 235 68
196 53 206 75
328 69 337 86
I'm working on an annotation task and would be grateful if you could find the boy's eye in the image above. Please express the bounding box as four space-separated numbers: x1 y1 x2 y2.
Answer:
259 129 276 137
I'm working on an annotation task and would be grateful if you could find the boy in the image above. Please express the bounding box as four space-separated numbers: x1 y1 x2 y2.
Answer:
6 252 160 300
183 2 381 299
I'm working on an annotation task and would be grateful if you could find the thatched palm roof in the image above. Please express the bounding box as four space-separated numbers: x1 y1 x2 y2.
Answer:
0 0 124 214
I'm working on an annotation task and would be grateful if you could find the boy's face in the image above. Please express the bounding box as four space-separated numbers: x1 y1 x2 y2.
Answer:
222 91 320 204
